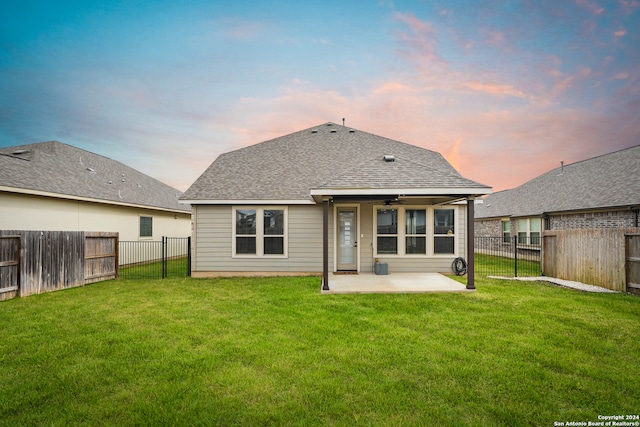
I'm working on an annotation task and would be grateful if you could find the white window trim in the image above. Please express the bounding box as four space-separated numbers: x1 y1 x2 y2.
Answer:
232 206 288 258
502 219 511 244
433 207 458 256
517 217 542 249
139 215 153 240
373 206 458 257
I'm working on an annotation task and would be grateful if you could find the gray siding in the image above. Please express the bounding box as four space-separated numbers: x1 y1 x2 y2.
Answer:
192 202 467 275
193 204 333 274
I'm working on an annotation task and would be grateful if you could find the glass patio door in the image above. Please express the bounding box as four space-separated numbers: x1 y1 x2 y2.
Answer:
337 208 357 271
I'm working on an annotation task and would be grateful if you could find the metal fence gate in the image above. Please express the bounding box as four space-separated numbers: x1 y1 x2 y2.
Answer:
474 236 542 277
118 236 191 279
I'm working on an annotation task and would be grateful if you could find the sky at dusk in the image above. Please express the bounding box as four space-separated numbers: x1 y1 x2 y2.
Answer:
1 0 639 193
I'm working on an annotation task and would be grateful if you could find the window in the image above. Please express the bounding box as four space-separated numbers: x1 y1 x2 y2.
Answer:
140 216 152 238
531 218 541 245
434 209 455 254
502 220 511 243
376 209 398 254
517 218 542 246
233 207 287 256
235 209 256 254
405 209 426 254
374 206 455 256
264 209 285 255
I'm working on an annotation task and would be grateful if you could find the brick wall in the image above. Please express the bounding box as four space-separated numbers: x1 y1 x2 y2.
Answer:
475 219 503 236
549 210 636 230
476 209 638 234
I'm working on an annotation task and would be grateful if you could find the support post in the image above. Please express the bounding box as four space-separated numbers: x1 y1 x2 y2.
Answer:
466 197 475 289
322 199 330 290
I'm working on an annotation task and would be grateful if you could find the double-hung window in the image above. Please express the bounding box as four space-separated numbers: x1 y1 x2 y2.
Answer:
502 220 511 244
405 209 426 254
234 207 287 256
517 218 541 247
433 209 455 254
376 209 398 255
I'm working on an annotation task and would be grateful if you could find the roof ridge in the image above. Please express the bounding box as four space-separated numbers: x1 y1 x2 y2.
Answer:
548 144 640 172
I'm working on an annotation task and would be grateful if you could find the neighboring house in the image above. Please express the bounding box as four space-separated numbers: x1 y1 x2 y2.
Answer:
0 141 191 242
180 122 492 289
475 145 640 239
474 145 640 292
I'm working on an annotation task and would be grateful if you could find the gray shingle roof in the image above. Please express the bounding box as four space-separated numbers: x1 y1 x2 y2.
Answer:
0 141 189 212
475 144 640 219
181 122 490 202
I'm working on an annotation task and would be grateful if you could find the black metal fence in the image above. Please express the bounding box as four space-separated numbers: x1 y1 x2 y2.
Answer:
474 236 542 277
118 236 191 279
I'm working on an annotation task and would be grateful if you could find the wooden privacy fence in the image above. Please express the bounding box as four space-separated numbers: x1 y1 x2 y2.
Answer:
0 230 117 301
626 234 640 295
542 227 640 293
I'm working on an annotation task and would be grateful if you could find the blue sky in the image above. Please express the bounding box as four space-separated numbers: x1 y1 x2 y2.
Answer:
1 0 639 192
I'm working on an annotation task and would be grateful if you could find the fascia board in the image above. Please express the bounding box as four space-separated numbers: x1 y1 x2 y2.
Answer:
1 185 190 214
310 187 493 196
180 199 315 205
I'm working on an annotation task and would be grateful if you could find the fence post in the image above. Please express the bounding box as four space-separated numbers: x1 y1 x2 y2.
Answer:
513 235 518 277
162 236 166 279
187 236 192 277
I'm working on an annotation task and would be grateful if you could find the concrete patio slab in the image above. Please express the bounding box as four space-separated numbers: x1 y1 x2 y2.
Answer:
322 272 473 294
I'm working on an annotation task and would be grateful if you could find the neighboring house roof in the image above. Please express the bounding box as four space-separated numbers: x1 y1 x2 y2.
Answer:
475 144 640 219
0 141 189 213
181 122 490 203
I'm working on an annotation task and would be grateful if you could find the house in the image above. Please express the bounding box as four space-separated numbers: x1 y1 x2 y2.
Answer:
475 144 640 239
474 145 640 292
179 122 492 289
0 141 191 242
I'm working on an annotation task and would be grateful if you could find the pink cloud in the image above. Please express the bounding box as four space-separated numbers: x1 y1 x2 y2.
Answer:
373 82 412 94
574 0 606 14
460 81 529 98
392 12 444 73
191 76 640 194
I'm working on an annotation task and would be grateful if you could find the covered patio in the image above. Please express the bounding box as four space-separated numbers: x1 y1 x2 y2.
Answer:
321 272 473 294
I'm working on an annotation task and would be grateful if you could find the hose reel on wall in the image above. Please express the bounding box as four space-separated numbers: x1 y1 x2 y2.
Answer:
452 257 467 276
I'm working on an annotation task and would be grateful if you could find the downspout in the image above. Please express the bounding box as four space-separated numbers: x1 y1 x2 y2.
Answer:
466 197 475 290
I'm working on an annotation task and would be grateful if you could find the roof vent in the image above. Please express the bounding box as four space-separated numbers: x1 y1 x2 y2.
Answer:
326 123 333 126
311 129 318 133
383 155 395 162
330 129 337 133
12 149 28 155
349 129 355 133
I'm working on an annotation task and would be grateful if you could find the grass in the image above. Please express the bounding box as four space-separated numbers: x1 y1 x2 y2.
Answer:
474 252 542 277
118 257 189 279
1 276 639 426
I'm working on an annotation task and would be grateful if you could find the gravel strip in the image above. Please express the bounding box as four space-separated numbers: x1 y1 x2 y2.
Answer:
489 276 619 293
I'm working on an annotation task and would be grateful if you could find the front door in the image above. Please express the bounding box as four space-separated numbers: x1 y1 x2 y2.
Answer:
337 208 357 271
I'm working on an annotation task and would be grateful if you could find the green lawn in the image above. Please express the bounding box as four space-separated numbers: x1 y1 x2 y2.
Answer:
118 257 189 279
474 252 542 277
1 276 639 426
